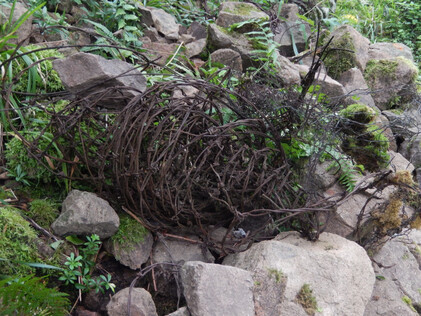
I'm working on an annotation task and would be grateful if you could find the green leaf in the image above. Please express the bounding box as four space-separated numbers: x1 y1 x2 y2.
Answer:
65 235 85 245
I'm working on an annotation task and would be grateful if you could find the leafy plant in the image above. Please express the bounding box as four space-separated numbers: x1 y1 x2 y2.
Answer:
59 234 116 294
0 275 70 315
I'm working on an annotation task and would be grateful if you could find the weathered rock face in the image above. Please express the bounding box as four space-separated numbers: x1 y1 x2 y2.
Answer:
215 2 269 28
51 190 119 239
338 67 378 110
53 52 147 109
364 230 421 315
324 25 370 79
224 232 375 316
274 21 311 57
151 235 215 298
166 306 191 316
364 57 418 110
138 6 180 40
210 48 243 72
400 134 421 169
383 109 421 140
275 53 301 86
142 41 178 65
0 1 33 46
106 287 158 316
207 23 255 68
369 42 414 62
181 261 255 316
104 231 153 270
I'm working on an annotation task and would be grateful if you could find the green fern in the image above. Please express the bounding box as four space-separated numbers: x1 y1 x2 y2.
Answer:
0 275 70 315
328 159 364 192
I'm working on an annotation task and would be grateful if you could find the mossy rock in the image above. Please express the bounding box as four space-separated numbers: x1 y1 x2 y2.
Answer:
340 103 376 124
364 57 418 110
324 31 357 79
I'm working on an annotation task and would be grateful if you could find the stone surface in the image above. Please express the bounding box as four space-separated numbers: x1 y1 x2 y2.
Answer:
314 73 347 103
274 21 311 57
388 150 415 173
53 52 146 109
399 134 421 169
185 38 206 58
210 48 243 72
383 109 421 140
107 287 158 316
51 190 119 239
166 306 191 316
311 160 338 190
152 235 214 264
324 182 396 238
187 21 207 40
338 67 378 110
324 25 370 78
181 261 254 316
369 42 414 62
224 232 375 316
139 6 180 40
275 53 301 86
143 42 178 66
279 3 300 21
215 2 269 28
207 23 255 68
364 57 418 110
0 1 33 46
104 231 153 270
252 268 287 316
364 232 421 316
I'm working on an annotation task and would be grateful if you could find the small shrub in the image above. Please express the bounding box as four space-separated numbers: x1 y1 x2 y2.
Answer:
296 283 318 315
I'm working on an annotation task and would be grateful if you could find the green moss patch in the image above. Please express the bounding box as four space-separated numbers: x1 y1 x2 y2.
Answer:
0 207 40 277
27 199 60 228
111 215 149 251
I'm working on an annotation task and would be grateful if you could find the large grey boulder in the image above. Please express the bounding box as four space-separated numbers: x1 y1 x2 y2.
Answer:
0 2 33 46
215 2 269 28
364 57 418 110
181 261 255 316
53 52 147 109
369 42 414 62
364 231 421 315
51 190 119 239
224 232 375 316
107 287 158 316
